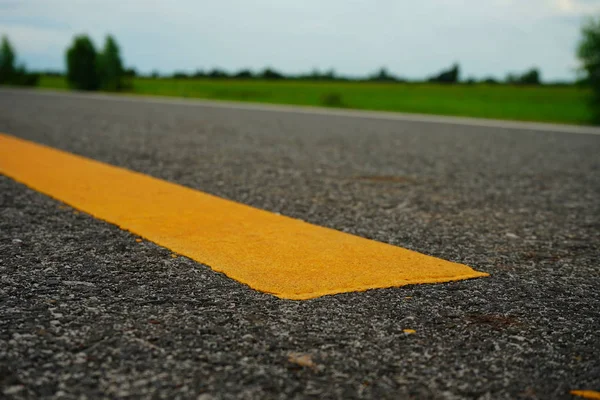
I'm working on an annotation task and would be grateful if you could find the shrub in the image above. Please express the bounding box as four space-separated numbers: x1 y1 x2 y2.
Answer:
482 77 499 85
320 92 345 108
13 66 39 86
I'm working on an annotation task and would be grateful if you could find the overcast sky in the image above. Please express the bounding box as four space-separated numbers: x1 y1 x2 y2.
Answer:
1 0 599 81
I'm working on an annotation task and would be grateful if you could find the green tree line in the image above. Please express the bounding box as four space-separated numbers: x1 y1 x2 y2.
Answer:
159 63 542 85
0 33 549 88
0 33 576 87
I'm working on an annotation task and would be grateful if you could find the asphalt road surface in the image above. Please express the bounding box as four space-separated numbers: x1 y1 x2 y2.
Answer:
1 89 599 399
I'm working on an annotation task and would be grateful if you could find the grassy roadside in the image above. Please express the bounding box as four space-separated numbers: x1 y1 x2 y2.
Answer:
38 76 594 125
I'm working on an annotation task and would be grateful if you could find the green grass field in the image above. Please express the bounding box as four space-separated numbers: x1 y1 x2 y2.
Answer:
38 76 594 125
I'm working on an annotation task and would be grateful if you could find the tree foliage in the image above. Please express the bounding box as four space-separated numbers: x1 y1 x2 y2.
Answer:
506 68 541 85
428 63 460 83
97 35 124 90
577 16 600 123
520 68 540 84
208 68 228 79
368 67 399 82
261 67 284 80
234 69 253 79
124 68 137 78
0 35 16 83
66 35 99 90
66 34 127 91
0 35 39 86
172 71 190 79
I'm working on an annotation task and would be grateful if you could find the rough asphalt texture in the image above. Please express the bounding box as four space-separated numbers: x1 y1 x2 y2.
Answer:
0 89 599 399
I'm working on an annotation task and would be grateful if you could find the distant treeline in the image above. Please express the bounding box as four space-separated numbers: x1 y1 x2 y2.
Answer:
2 21 600 124
54 62 550 86
139 63 548 85
0 33 574 88
39 63 560 85
38 65 574 86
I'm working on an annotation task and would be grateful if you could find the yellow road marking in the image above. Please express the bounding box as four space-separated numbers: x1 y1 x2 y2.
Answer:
0 133 488 300
571 391 600 399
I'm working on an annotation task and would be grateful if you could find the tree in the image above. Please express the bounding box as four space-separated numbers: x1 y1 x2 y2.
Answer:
123 68 137 78
97 35 124 91
0 35 16 84
323 69 336 81
506 68 541 85
428 63 460 83
308 68 322 80
261 67 284 80
482 77 499 85
0 35 39 86
234 69 253 79
519 68 540 85
172 71 190 79
66 35 99 90
505 72 519 84
577 16 600 123
369 67 397 82
208 68 228 78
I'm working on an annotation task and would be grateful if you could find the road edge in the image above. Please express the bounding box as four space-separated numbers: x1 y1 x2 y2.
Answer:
2 87 600 135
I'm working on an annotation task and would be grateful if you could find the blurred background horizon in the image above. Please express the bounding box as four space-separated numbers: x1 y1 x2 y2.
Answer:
1 0 599 82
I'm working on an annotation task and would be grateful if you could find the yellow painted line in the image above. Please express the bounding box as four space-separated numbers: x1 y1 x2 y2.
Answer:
571 391 600 400
0 133 488 300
